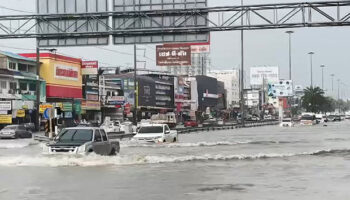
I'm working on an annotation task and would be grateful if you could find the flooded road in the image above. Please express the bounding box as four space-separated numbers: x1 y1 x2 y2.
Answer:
1 122 350 200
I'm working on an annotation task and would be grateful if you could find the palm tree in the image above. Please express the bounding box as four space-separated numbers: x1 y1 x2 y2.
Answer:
301 87 325 113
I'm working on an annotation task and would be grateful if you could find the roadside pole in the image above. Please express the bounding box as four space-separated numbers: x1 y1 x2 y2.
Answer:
35 40 41 132
134 44 138 125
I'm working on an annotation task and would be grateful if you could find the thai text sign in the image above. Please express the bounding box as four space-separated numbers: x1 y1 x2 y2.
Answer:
82 61 98 75
0 115 12 124
250 66 279 86
54 65 79 81
156 45 191 66
0 101 11 111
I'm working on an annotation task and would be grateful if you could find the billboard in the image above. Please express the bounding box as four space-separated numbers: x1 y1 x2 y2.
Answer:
250 67 279 86
113 0 209 44
37 0 109 47
156 45 191 66
82 61 98 75
268 80 293 97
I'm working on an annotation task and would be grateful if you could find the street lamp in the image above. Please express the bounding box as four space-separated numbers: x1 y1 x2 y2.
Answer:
330 74 335 92
308 52 315 88
320 65 325 90
286 31 294 80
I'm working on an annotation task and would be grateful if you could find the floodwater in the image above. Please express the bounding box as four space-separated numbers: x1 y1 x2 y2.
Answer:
1 121 350 200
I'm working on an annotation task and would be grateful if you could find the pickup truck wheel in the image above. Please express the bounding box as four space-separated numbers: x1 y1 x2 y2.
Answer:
163 139 166 143
109 148 116 156
173 137 177 142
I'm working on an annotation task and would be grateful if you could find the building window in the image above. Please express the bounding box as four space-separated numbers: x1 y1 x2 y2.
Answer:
0 81 6 89
18 63 28 72
20 82 27 91
29 83 36 91
9 62 16 70
9 82 17 90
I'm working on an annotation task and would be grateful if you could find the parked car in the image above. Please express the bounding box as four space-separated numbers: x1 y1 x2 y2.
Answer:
184 120 198 127
280 118 294 127
133 124 178 143
333 115 342 122
43 127 120 156
0 125 32 139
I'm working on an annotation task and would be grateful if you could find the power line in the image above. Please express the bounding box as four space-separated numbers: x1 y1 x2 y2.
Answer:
0 6 34 14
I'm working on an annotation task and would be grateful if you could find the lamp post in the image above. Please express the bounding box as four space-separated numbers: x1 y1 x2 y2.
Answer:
330 74 335 92
286 31 294 80
308 52 315 88
320 65 325 90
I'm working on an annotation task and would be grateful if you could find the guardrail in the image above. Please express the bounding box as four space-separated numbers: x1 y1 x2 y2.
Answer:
176 120 279 134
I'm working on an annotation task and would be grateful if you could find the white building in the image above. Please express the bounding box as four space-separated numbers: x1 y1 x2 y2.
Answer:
208 69 240 108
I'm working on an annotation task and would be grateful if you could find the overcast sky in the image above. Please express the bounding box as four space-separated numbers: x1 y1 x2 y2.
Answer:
0 0 349 99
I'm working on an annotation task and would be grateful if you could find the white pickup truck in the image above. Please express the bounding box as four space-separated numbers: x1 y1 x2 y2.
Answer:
43 127 120 156
133 124 178 143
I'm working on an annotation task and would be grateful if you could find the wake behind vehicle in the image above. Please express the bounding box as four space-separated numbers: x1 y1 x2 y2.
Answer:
280 118 294 127
43 127 120 156
133 124 178 143
0 125 32 139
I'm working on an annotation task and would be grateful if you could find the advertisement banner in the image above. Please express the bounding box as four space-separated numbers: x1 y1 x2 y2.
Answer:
16 109 25 118
40 104 53 113
156 45 191 66
250 66 279 86
82 101 101 111
82 61 98 75
107 96 125 105
268 80 293 97
54 65 79 81
191 45 210 53
0 115 12 124
0 101 11 111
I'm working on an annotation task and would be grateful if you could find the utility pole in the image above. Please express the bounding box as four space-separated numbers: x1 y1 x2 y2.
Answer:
338 79 341 113
308 52 314 88
286 31 294 80
134 44 137 125
320 65 325 90
35 40 40 132
240 0 245 126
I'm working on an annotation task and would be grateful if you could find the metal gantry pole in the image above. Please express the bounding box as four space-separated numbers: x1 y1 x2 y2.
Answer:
286 31 294 80
240 0 245 127
331 74 335 92
308 52 314 88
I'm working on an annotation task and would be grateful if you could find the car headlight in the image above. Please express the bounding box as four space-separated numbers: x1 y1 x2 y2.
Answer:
77 144 86 154
154 136 162 140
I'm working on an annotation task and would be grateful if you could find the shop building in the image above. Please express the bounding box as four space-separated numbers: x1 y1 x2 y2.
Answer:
0 51 45 128
21 53 82 125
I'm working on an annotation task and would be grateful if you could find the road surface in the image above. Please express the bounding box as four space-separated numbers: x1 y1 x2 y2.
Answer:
0 121 350 200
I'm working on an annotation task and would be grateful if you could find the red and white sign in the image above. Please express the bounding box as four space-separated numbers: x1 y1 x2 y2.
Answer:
191 45 210 53
82 61 98 75
124 103 131 114
54 65 79 81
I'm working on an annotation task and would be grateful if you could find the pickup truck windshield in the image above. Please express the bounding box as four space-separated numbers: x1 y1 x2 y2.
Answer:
138 126 163 134
58 129 93 142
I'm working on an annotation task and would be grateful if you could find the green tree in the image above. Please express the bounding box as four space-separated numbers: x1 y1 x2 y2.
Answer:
301 87 326 113
321 96 336 113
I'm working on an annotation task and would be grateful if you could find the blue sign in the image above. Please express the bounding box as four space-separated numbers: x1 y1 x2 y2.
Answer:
43 108 50 119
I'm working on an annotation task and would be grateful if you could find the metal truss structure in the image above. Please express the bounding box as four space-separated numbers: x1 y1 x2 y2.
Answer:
0 1 349 43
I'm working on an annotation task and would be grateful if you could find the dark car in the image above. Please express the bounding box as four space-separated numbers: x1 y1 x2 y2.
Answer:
0 125 33 139
184 120 198 127
333 115 342 121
